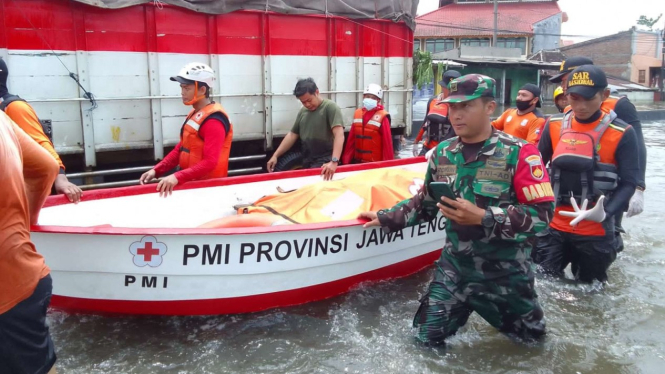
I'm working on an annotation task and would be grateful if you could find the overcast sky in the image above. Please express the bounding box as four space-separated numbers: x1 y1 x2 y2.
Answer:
416 0 665 41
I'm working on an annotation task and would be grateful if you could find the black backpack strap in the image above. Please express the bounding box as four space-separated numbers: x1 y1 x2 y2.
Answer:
0 94 25 112
552 168 562 206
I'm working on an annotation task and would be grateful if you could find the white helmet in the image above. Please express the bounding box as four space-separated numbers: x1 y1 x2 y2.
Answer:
170 62 215 87
363 83 383 100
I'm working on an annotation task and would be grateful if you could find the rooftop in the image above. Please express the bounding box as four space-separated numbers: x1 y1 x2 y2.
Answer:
416 1 562 38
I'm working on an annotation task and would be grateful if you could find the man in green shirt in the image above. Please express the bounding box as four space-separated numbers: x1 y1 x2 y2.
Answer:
267 78 345 180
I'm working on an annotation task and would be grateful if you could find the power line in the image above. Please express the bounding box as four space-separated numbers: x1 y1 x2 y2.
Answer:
9 0 97 110
417 18 665 42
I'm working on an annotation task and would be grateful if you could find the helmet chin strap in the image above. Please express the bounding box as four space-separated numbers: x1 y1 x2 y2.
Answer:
184 81 205 106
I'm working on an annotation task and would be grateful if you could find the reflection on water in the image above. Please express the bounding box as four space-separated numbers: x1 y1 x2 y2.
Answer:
49 122 665 374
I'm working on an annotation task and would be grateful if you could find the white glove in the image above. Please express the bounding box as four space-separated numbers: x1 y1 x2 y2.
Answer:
559 195 607 227
425 147 436 162
412 143 421 157
626 189 644 217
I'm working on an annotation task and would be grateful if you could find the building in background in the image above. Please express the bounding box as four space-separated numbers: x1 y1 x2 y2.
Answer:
561 28 663 89
414 0 566 57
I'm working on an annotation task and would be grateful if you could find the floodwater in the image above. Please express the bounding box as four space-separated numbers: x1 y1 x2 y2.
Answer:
48 121 665 374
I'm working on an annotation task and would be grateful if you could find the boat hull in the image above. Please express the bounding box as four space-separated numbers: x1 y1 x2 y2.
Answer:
33 158 446 315
35 222 445 315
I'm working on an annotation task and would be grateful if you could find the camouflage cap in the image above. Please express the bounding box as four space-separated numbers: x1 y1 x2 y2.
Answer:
441 74 496 103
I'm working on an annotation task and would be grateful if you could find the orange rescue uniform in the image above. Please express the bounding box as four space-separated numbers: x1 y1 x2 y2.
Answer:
5 100 64 170
179 102 233 179
342 107 393 163
0 112 58 314
547 115 630 236
492 108 546 144
415 100 451 150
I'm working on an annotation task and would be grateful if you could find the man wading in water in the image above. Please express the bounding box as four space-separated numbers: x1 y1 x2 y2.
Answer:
359 74 554 346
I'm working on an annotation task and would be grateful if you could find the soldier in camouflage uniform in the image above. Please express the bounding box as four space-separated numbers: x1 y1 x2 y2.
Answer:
360 74 554 346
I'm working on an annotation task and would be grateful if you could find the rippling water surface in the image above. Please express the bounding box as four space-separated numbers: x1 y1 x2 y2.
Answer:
49 121 665 374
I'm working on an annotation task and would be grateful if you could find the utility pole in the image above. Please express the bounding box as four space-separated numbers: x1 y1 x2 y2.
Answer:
493 0 498 47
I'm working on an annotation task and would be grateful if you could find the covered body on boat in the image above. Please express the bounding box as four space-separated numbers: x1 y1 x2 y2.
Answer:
32 158 447 315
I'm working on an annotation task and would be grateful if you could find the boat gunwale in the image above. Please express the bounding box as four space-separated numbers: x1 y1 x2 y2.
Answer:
33 157 427 236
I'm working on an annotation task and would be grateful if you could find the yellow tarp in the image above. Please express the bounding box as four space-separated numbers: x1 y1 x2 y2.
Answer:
244 168 424 224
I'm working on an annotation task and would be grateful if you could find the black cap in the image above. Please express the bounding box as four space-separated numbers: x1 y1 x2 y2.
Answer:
549 56 594 83
566 65 608 99
519 83 542 107
170 76 196 85
439 70 461 87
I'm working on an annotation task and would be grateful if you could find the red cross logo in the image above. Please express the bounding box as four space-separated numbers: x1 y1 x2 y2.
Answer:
129 236 167 267
137 242 159 262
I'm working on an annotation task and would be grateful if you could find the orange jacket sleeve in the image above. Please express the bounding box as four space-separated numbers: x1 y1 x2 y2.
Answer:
5 100 64 170
525 117 546 144
414 125 426 143
12 121 60 225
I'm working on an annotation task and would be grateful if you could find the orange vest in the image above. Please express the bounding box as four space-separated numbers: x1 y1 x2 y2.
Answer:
423 101 450 149
548 112 628 236
602 96 620 113
179 102 233 179
428 93 445 112
351 108 390 163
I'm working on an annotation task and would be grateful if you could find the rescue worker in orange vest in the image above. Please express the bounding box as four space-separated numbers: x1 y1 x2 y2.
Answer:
550 56 646 236
140 63 233 197
413 70 461 156
534 65 640 283
553 86 567 113
0 58 82 203
492 83 546 144
341 83 394 164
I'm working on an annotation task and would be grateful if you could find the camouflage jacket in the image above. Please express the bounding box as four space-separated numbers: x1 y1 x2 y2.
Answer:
378 128 554 265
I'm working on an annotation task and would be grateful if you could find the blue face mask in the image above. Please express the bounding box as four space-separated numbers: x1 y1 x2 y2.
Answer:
362 98 378 111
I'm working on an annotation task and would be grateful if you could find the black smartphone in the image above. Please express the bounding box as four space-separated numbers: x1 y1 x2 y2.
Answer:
429 182 457 209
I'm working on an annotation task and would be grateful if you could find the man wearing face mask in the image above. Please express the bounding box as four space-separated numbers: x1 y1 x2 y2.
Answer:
492 83 546 144
342 83 393 164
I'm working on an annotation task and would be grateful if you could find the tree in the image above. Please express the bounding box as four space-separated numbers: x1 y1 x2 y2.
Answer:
412 50 446 90
636 14 662 31
413 50 433 90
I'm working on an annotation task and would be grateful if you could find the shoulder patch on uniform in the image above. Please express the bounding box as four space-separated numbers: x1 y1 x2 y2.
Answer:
525 154 544 180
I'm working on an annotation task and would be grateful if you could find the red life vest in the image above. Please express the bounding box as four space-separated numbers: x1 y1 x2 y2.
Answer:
550 111 619 206
351 108 390 163
179 102 234 179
